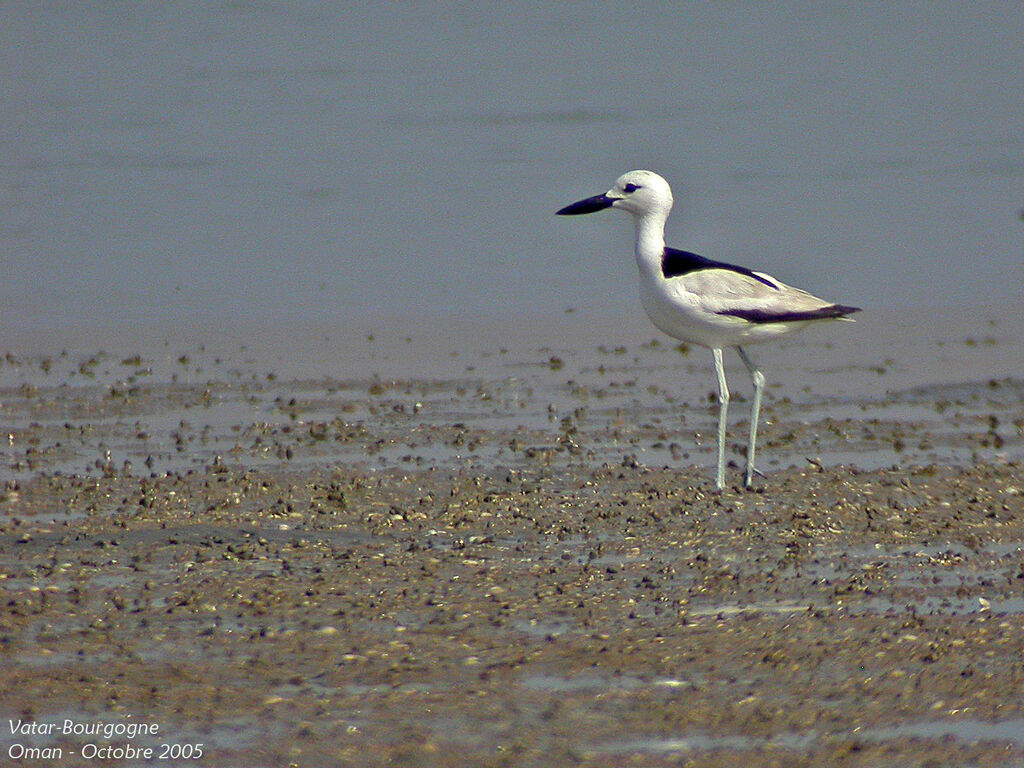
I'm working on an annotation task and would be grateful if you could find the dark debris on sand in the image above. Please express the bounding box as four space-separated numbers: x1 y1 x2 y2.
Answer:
2 459 1023 767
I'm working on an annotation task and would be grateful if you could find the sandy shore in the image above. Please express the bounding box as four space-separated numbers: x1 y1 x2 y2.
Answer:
1 308 1023 767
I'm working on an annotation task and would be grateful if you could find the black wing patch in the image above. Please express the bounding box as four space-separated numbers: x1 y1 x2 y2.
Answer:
661 247 778 290
717 305 862 324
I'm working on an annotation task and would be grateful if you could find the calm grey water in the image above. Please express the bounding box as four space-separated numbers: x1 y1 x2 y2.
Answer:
2 2 1022 335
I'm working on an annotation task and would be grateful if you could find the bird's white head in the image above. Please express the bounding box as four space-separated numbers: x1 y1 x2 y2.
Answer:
556 169 673 220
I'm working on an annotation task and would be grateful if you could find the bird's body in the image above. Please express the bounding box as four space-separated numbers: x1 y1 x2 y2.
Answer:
637 247 852 348
557 170 859 489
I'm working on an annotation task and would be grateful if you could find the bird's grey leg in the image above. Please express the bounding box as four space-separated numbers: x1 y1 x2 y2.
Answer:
712 348 728 490
736 346 765 488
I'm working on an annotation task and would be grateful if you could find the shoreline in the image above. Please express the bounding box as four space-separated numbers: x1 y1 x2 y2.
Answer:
2 305 1021 482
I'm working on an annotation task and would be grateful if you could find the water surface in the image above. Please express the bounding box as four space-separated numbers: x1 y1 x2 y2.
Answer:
2 2 1021 339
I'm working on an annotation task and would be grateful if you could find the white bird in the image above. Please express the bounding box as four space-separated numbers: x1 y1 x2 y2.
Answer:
557 170 860 490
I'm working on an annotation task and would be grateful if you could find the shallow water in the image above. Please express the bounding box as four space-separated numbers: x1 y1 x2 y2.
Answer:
2 3 1022 338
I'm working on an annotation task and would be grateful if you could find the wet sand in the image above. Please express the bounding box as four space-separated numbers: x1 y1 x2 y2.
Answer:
2 309 1023 767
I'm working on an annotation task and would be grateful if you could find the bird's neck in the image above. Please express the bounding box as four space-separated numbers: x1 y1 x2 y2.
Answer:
633 213 667 280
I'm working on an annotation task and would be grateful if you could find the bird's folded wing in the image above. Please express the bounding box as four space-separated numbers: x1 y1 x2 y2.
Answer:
678 269 857 324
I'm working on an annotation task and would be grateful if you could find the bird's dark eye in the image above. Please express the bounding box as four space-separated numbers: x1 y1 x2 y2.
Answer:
623 183 641 193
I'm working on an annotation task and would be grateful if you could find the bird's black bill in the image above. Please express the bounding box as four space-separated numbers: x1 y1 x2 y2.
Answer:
556 193 614 216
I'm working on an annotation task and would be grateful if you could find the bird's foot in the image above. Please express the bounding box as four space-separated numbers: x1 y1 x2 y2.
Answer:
743 466 767 489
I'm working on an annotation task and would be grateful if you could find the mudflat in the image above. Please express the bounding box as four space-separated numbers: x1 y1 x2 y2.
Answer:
1 309 1022 767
